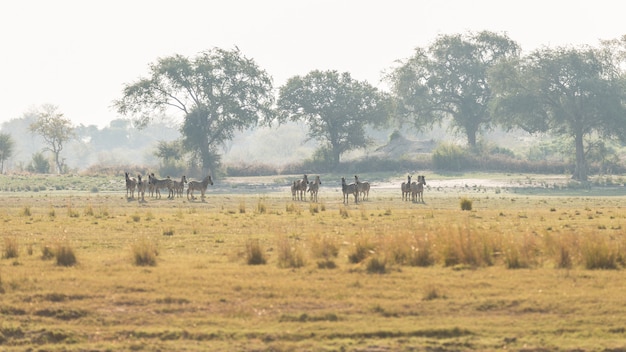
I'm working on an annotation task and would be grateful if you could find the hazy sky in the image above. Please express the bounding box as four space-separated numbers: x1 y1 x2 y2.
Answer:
1 0 623 127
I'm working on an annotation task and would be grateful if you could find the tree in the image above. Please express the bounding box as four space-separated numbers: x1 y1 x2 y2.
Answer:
387 31 520 147
277 70 391 169
114 47 275 175
29 104 74 174
489 43 626 181
0 132 15 173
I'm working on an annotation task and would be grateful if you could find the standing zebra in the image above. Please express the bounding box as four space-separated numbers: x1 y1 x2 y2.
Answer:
354 175 370 201
125 172 137 199
295 174 308 201
169 175 187 198
307 175 322 202
291 180 298 201
401 175 412 201
411 175 426 203
148 173 172 199
136 174 147 202
187 175 214 201
341 177 358 204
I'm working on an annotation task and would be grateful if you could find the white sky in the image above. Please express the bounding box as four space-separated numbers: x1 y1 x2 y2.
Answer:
0 0 624 128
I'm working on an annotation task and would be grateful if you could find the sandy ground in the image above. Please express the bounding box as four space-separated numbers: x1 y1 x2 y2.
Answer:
214 174 576 195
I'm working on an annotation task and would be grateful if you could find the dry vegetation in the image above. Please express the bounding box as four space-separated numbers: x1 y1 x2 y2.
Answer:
1 181 626 351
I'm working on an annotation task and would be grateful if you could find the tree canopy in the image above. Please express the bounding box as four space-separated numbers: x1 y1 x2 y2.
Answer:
489 43 626 181
114 47 275 174
28 104 74 174
277 70 391 169
387 31 520 147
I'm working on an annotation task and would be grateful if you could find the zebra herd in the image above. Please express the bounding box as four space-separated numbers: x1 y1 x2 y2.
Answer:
125 172 426 204
292 174 425 204
125 172 213 202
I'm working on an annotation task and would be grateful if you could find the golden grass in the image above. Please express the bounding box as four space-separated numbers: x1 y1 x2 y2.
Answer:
1 189 626 350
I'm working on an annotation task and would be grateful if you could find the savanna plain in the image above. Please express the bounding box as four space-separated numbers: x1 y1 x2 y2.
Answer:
2 173 626 351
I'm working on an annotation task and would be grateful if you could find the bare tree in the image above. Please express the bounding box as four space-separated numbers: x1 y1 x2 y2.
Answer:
28 104 75 174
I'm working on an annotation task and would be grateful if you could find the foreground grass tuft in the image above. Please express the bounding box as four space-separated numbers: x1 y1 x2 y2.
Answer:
3 237 19 259
55 242 77 267
132 238 158 266
246 239 267 265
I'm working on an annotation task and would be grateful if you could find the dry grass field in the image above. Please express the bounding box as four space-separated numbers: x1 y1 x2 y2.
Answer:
2 174 626 351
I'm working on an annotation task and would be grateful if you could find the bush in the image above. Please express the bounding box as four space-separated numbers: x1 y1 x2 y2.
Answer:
41 245 55 260
348 238 374 264
582 236 618 270
310 235 340 269
366 256 387 274
460 198 473 211
55 243 77 267
246 239 267 265
277 237 306 269
432 143 468 171
3 237 19 259
132 238 158 266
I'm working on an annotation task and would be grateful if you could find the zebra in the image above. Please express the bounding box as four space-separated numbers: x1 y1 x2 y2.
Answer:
354 175 370 201
401 175 412 201
136 174 147 202
307 175 321 202
169 175 187 198
291 180 298 201
411 175 426 203
187 175 214 201
295 174 308 201
341 177 358 204
148 173 172 199
125 172 137 199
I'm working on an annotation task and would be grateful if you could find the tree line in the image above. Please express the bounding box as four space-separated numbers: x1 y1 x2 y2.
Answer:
3 31 626 181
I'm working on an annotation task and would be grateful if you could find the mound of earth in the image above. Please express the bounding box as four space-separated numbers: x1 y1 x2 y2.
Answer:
373 135 436 159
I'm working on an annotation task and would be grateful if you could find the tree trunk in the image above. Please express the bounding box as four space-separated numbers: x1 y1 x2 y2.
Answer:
465 126 477 148
572 132 587 181
54 152 62 175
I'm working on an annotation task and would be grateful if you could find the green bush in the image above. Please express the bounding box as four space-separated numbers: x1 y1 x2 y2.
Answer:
432 143 467 171
460 198 473 211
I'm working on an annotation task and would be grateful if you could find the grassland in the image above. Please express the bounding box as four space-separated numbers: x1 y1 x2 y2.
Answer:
1 174 626 351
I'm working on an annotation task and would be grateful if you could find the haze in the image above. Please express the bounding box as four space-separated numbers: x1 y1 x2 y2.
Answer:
1 0 623 128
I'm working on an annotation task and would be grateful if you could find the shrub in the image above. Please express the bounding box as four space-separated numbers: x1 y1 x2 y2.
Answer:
310 235 340 269
132 238 158 266
348 238 374 264
41 244 55 260
162 228 175 236
432 143 468 171
460 198 473 211
20 206 31 217
3 237 19 259
409 235 435 267
256 199 267 214
55 243 77 267
582 236 618 270
366 256 387 274
245 239 267 265
277 237 306 269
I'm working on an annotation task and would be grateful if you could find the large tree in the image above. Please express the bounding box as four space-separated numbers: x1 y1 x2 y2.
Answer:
387 31 520 147
114 47 275 175
28 104 74 174
277 70 390 169
489 43 626 181
0 132 15 174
